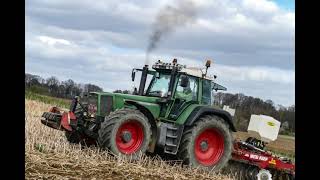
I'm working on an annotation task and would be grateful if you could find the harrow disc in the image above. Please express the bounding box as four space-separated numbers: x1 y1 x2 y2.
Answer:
222 161 260 180
221 160 295 180
270 169 295 180
247 166 259 180
257 169 272 180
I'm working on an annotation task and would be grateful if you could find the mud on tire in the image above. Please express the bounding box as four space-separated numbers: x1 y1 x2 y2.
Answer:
177 115 233 171
98 108 152 159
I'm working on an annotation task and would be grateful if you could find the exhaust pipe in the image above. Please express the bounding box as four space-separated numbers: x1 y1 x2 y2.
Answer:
168 59 178 97
138 64 149 95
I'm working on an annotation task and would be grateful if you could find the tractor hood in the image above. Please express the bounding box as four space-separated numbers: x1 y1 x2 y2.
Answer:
85 92 161 119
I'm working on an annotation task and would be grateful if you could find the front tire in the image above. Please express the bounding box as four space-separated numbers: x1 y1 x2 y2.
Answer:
178 115 232 171
98 108 152 159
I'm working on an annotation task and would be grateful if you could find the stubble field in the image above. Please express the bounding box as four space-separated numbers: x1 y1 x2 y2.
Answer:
25 98 295 179
25 99 233 179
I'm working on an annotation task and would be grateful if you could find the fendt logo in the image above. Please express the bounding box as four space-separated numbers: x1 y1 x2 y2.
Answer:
267 121 275 126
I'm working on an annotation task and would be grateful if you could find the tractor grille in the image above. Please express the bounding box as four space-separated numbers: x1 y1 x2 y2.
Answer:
100 95 113 116
87 94 98 115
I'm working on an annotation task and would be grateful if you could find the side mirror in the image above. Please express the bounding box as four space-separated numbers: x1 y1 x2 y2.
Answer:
131 69 136 81
180 75 189 88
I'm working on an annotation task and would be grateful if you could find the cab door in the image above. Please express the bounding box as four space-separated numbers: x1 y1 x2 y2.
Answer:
168 75 199 120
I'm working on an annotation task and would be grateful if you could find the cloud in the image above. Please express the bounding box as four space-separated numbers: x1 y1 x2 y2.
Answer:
213 64 294 84
38 36 71 46
242 0 279 14
25 0 295 106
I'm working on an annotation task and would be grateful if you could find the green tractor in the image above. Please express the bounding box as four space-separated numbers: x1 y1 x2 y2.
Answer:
41 59 236 171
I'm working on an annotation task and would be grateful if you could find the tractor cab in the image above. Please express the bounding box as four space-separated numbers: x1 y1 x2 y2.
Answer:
131 59 226 104
131 59 227 120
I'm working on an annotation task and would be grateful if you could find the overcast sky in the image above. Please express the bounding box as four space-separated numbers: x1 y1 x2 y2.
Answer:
25 0 295 107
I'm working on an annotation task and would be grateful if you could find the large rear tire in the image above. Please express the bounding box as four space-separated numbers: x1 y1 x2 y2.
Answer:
98 108 152 159
178 115 232 171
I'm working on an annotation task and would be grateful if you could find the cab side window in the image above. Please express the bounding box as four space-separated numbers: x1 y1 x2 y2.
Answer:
202 79 212 105
175 76 198 101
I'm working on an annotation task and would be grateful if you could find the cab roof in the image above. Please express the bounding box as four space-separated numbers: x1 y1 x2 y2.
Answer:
180 67 213 80
152 61 213 80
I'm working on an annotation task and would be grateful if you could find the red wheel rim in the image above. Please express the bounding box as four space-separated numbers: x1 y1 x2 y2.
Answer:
194 128 224 166
116 120 144 154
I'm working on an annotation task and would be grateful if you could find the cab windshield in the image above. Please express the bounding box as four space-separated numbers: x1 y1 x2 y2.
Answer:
147 74 170 97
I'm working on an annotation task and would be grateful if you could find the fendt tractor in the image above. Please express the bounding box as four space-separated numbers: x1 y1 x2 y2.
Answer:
41 59 295 179
41 59 235 171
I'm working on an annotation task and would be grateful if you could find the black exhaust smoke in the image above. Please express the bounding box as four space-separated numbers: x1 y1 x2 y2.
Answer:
145 0 197 64
141 0 199 95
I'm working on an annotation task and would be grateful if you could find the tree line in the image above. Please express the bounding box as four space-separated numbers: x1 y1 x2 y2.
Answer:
213 92 295 134
25 73 103 99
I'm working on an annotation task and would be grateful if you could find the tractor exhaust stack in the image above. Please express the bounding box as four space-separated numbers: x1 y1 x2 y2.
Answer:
138 64 149 95
167 58 178 97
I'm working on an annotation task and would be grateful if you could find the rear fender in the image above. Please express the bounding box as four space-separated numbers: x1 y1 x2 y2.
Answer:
185 106 237 132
